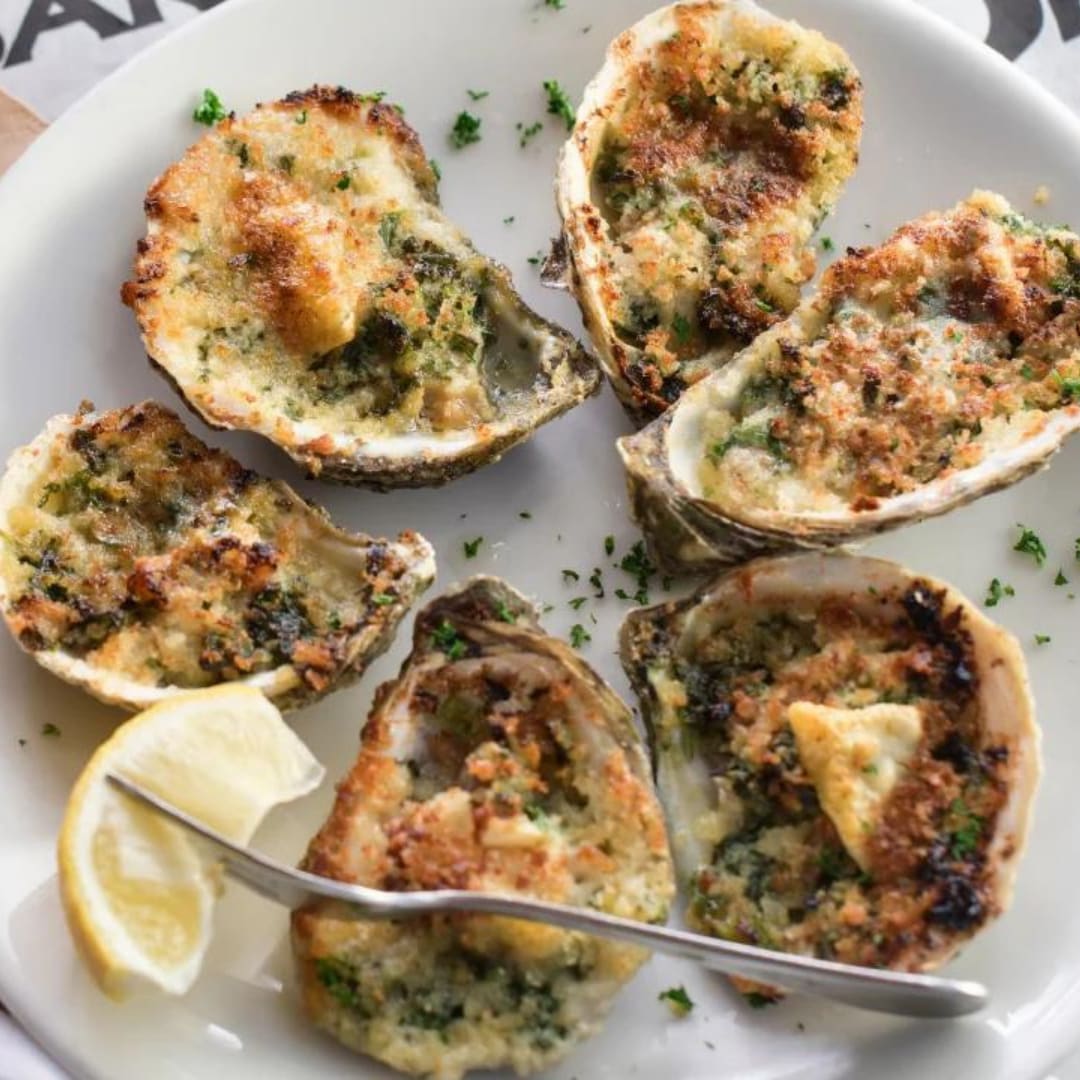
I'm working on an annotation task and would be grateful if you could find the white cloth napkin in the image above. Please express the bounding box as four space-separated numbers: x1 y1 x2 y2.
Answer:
0 0 1077 1076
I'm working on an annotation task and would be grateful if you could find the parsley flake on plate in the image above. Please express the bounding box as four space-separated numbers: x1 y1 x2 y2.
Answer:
543 80 576 130
450 111 482 148
192 88 228 126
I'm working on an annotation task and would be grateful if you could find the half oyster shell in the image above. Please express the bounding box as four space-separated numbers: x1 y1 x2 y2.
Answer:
555 0 863 421
124 87 600 489
621 192 1080 573
0 402 434 711
292 577 675 1079
621 554 1040 991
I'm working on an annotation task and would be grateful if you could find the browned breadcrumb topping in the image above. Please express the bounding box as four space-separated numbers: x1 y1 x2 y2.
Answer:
587 2 862 413
700 194 1080 510
650 582 1009 970
3 402 416 693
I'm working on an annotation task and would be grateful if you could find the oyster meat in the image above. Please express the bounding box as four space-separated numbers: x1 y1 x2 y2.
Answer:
292 577 674 1080
621 191 1080 573
621 554 1040 994
0 402 434 711
555 0 863 420
124 86 599 489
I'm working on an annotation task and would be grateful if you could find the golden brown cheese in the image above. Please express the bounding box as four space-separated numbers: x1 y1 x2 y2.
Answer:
697 191 1080 513
292 579 674 1079
125 87 598 488
0 402 433 710
621 556 1039 1001
558 0 863 419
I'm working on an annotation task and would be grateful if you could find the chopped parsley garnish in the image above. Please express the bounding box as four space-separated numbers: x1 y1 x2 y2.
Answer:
335 173 351 190
518 121 544 147
710 422 785 461
620 540 657 605
820 236 835 252
432 621 467 660
463 537 483 559
984 578 1015 607
371 594 396 607
41 723 60 737
1056 569 1069 586
527 251 544 266
947 798 983 859
358 91 387 104
744 992 777 1010
753 296 777 314
604 535 615 556
1058 377 1080 400
562 569 580 583
518 510 531 519
1035 633 1052 645
545 0 566 8
495 601 517 624
569 597 588 610
450 111 483 148
658 986 694 1016
467 89 490 101
1076 538 1080 562
429 158 442 181
589 567 604 598
193 88 227 126
672 313 692 343
1020 363 1035 381
569 623 591 648
543 79 575 130
295 109 307 124
504 216 517 225
1013 525 1047 566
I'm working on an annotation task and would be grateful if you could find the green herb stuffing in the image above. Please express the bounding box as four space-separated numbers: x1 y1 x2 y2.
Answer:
495 601 517 624
947 798 983 859
432 621 467 661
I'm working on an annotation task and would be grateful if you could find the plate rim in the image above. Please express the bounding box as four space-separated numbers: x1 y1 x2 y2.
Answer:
1 0 1080 1077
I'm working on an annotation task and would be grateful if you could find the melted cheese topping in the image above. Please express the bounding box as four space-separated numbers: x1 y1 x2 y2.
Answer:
293 585 673 1079
0 403 427 704
696 191 1080 513
789 701 923 870
572 1 862 414
124 87 596 481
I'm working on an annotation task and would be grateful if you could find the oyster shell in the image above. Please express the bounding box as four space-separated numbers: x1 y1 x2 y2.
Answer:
0 402 434 711
292 577 675 1079
621 192 1080 573
555 0 863 421
621 554 1040 989
123 87 599 490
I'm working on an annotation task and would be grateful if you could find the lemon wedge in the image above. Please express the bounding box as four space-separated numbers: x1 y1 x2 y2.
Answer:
57 684 324 999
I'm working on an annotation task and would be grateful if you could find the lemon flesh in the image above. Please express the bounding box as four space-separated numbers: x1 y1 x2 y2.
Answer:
58 684 324 999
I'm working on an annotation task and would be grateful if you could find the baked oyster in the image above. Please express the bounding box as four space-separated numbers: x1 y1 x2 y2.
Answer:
123 86 599 489
621 191 1080 572
621 554 1040 995
0 402 434 711
555 0 863 420
292 577 675 1080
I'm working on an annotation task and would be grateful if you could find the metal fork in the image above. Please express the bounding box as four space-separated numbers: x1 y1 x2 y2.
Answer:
106 773 988 1020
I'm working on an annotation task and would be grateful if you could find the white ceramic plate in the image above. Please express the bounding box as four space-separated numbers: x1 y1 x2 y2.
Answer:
0 1 1078 1077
